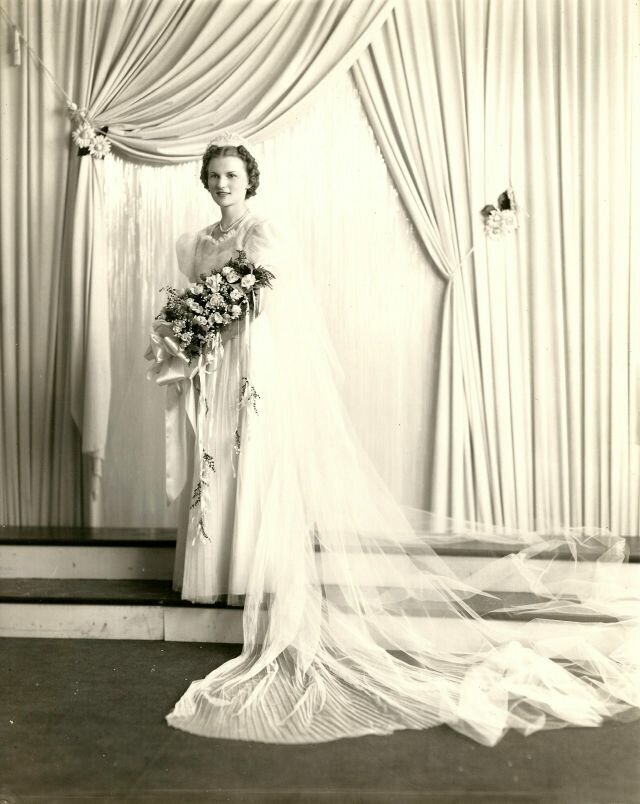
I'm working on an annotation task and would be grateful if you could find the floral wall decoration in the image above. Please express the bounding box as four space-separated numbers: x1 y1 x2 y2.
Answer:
67 101 111 159
481 187 519 240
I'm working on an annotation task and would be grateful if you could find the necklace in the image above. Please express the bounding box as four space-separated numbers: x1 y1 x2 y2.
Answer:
218 209 250 234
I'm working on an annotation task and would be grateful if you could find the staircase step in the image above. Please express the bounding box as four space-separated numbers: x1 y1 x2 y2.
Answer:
2 529 638 590
0 526 176 545
0 578 619 619
2 526 638 556
0 578 637 658
0 543 175 580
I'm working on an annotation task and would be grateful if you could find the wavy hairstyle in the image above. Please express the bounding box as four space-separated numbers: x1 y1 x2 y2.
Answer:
200 144 260 199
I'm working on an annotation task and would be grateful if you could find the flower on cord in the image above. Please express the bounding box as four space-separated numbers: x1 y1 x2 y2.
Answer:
71 123 95 149
481 187 519 240
89 134 111 159
66 99 112 160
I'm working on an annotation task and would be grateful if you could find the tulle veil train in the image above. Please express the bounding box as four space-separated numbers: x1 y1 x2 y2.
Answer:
159 217 639 746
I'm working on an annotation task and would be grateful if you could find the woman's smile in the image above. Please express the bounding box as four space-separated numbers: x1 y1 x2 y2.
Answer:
207 155 250 217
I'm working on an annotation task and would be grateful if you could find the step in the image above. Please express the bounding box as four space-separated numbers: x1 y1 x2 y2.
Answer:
0 526 176 580
0 578 637 658
1 528 638 592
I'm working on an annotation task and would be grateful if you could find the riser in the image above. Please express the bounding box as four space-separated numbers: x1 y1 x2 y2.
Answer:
0 546 175 580
1 602 637 660
2 546 638 592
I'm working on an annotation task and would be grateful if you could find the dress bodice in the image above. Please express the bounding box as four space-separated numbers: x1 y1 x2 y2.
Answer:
176 212 279 283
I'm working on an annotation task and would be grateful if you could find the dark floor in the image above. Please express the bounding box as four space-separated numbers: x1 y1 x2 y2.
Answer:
0 639 638 804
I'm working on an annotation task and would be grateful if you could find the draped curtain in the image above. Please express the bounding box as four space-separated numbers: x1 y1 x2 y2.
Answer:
1 0 637 536
353 0 639 534
1 0 83 524
102 72 442 526
0 0 395 524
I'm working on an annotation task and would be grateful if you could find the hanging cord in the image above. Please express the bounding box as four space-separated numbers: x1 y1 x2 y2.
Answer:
0 0 111 159
0 2 75 108
448 244 476 281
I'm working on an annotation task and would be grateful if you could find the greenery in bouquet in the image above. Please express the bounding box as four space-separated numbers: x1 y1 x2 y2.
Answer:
155 250 275 362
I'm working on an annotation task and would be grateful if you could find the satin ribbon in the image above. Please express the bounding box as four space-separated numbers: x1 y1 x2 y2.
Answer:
144 321 221 503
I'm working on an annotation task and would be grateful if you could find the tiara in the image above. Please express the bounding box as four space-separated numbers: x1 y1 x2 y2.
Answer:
206 130 252 150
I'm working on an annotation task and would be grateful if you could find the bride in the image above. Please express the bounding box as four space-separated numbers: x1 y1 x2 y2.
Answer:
145 132 639 746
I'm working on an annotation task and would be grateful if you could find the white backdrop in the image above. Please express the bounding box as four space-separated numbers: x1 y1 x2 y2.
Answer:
103 73 444 527
1 0 637 535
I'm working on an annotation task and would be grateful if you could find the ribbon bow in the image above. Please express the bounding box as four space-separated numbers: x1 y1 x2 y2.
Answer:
144 321 219 503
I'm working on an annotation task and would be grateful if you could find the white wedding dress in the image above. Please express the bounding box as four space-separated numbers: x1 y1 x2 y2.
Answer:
168 212 280 605
146 209 640 746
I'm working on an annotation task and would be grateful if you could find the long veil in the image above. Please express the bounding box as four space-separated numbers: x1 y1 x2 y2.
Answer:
161 218 640 746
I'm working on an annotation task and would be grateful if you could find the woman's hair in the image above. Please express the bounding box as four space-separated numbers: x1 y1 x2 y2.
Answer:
200 144 260 198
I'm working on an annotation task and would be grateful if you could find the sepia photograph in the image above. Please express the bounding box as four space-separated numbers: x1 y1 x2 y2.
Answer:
0 0 638 802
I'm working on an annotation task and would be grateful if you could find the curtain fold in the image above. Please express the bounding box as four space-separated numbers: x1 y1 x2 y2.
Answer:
1 0 84 524
1 0 395 524
82 0 394 160
102 72 443 527
352 0 639 534
2 0 637 534
73 0 395 524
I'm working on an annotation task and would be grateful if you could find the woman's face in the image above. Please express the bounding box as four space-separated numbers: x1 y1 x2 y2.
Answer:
207 155 249 208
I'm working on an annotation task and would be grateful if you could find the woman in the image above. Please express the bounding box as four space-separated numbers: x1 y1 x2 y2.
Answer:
147 132 639 745
164 135 279 605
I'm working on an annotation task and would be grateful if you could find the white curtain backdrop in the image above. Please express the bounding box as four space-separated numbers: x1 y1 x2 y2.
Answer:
354 0 640 535
103 72 444 527
1 0 637 536
0 0 395 525
0 0 83 524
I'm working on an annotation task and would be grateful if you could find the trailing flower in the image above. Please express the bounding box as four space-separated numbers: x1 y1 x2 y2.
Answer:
190 451 216 545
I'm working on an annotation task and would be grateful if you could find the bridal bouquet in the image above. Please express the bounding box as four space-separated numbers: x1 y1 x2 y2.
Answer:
153 250 275 363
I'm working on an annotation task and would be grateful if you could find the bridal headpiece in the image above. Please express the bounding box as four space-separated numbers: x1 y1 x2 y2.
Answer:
206 131 252 150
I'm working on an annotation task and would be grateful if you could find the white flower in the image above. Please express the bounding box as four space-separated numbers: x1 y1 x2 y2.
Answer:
241 274 257 290
180 331 193 343
205 274 222 289
72 124 95 149
230 304 242 318
209 292 225 308
213 312 224 324
484 210 505 239
483 207 519 240
192 283 205 295
500 209 518 233
194 315 208 327
230 288 243 301
226 270 240 283
222 266 232 276
89 134 111 159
